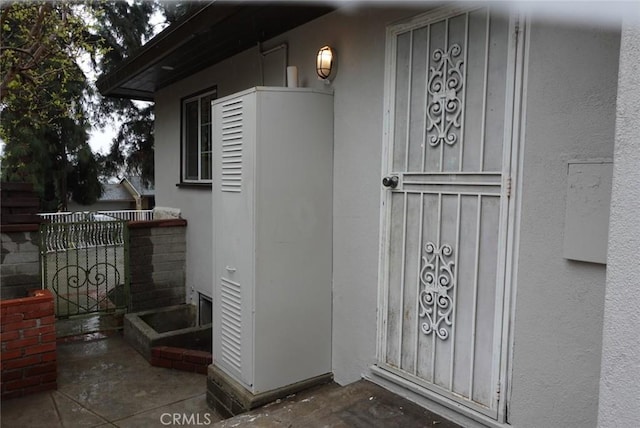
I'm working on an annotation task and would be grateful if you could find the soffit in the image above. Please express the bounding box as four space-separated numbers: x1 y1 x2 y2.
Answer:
97 2 334 100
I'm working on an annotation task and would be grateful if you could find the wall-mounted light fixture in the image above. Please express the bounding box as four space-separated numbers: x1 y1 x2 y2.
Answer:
316 45 335 82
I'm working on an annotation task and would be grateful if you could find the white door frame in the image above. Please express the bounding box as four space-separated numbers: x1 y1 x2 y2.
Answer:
373 5 527 425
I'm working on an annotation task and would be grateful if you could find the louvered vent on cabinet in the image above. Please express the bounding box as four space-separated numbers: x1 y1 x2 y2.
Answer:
220 99 243 193
220 277 242 372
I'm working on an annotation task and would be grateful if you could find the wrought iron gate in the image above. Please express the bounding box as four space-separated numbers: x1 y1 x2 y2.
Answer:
40 213 130 318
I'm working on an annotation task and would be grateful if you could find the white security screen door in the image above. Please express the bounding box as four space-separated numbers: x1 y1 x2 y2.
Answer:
378 6 519 422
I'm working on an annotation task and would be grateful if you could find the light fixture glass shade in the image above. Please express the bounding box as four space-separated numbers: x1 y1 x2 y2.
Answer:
316 46 334 80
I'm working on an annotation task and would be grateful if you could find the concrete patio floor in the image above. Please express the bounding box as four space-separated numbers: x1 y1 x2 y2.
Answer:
1 333 461 427
1 334 218 427
218 378 462 428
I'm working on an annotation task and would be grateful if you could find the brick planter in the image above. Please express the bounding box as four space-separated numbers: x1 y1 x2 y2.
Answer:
1 289 57 400
151 346 212 374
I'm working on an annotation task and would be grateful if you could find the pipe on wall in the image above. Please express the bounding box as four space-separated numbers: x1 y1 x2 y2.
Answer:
257 42 288 86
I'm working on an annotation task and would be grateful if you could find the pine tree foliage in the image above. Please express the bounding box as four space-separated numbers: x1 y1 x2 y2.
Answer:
0 1 160 210
103 103 154 186
1 2 99 210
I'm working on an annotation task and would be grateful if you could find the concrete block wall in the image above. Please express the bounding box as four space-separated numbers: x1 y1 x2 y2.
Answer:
128 219 187 311
0 289 57 400
0 225 41 300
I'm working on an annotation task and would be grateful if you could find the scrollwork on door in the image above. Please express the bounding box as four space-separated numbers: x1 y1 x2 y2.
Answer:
426 44 464 147
419 242 455 340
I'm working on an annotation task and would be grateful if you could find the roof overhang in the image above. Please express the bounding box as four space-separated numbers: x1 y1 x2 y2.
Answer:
97 1 335 101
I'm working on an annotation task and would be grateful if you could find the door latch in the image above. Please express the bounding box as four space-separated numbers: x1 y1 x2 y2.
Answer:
382 176 399 189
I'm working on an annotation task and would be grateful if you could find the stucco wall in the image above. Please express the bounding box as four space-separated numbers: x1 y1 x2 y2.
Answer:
598 20 640 428
509 19 620 427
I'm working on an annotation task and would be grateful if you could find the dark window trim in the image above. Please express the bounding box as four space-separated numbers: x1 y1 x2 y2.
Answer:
178 85 218 186
175 182 212 189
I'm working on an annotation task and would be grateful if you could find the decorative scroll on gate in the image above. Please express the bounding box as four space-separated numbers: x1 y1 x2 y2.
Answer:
426 44 464 147
418 242 455 340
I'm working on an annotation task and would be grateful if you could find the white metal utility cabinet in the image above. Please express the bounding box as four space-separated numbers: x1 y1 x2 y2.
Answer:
210 87 333 414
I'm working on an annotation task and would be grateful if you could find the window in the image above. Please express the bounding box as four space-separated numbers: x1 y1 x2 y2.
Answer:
198 293 213 326
182 87 217 183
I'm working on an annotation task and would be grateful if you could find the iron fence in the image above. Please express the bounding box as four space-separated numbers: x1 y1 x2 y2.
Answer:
40 218 130 318
39 210 153 224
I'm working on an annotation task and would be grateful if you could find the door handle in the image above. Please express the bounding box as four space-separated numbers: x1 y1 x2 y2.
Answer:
382 176 399 189
225 266 237 273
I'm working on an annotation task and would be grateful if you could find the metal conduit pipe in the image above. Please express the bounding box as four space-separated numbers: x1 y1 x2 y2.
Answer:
257 42 288 86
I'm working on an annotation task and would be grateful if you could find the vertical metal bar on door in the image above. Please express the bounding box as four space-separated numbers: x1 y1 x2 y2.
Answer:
459 12 470 172
421 24 431 173
440 18 450 173
479 10 491 172
405 30 414 171
449 194 462 390
398 194 408 364
414 193 425 376
469 194 482 400
431 192 443 381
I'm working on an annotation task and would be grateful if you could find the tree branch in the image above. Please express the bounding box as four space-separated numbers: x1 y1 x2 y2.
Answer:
0 3 52 102
0 46 37 59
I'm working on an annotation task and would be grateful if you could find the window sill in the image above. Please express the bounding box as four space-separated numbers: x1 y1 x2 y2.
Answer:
176 182 212 189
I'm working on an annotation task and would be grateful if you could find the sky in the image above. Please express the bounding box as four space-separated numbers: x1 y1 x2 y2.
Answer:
89 121 119 155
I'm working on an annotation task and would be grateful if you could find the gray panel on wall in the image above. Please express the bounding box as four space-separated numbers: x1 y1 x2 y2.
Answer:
563 160 613 264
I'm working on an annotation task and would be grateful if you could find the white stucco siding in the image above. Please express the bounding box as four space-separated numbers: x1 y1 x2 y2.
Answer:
509 20 620 427
598 20 640 428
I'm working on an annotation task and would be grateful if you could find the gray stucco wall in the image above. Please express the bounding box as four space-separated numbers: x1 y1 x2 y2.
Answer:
598 20 640 428
509 19 620 427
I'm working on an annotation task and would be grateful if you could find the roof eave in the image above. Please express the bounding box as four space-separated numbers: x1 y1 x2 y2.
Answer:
96 2 232 99
97 2 335 100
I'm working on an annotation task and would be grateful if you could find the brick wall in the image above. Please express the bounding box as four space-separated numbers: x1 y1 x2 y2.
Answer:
1 289 56 400
0 225 41 300
129 219 187 311
151 346 211 374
